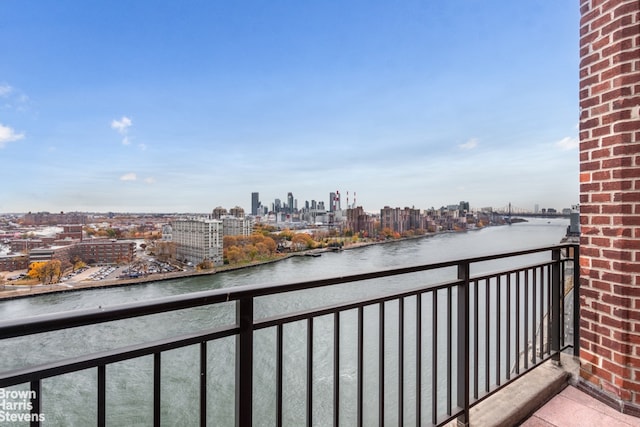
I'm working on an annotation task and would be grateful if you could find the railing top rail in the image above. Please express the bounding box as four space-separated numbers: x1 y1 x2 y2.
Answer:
0 243 576 340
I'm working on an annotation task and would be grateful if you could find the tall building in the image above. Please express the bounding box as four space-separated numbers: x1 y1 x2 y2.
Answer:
212 207 228 219
220 216 254 237
251 192 259 216
287 192 294 213
229 206 245 218
170 218 223 266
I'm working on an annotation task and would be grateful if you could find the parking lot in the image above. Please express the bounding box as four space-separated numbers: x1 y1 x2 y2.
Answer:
61 260 181 284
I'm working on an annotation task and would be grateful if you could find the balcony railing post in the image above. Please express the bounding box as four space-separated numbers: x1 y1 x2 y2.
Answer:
572 244 580 357
30 380 41 427
236 297 254 427
456 261 470 427
551 249 561 365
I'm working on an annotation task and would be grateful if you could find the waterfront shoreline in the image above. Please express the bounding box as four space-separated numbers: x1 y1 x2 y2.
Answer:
0 229 469 301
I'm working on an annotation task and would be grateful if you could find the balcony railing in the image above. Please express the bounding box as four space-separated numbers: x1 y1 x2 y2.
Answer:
0 243 579 426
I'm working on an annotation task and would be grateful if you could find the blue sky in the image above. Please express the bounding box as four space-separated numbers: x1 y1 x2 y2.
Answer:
0 1 579 214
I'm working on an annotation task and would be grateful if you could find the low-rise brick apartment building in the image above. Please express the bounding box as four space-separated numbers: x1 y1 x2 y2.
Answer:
1 223 136 271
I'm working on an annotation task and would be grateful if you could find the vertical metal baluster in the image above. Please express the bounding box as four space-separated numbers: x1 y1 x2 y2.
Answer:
456 262 470 427
97 365 105 427
31 380 41 427
358 307 364 427
447 286 452 415
307 318 314 427
379 302 385 426
154 352 161 427
399 298 404 427
547 265 552 357
416 294 422 427
485 278 490 393
200 342 207 427
277 324 283 427
496 276 501 387
506 274 511 381
560 260 566 348
515 273 520 376
532 268 537 366
539 266 544 358
473 280 478 400
551 249 561 364
524 270 529 370
334 312 340 427
573 245 581 357
432 290 438 425
236 297 254 427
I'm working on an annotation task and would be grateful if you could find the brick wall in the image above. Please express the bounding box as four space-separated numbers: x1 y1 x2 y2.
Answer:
579 0 640 412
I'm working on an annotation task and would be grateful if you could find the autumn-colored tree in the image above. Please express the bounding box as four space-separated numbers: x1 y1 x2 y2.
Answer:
28 260 62 284
71 256 87 272
381 227 394 239
226 247 243 264
244 244 259 261
223 232 279 264
196 260 215 270
278 229 294 241
47 260 63 284
223 236 238 248
27 262 47 281
291 233 314 251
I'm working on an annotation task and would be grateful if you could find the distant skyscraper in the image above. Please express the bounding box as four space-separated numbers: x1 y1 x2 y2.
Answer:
287 192 294 213
251 192 259 215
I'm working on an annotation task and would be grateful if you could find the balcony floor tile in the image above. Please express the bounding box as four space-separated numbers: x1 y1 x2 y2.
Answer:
522 386 640 427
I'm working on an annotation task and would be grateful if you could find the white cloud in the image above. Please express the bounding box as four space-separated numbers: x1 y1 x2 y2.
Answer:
459 138 478 150
555 136 578 151
138 143 147 151
0 84 29 111
111 116 132 134
120 172 137 181
0 123 25 148
0 84 12 97
144 177 156 184
111 116 133 145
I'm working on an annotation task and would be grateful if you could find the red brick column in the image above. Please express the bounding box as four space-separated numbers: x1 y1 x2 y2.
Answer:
578 0 640 415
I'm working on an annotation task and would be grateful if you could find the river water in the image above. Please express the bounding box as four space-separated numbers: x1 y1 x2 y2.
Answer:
0 218 569 426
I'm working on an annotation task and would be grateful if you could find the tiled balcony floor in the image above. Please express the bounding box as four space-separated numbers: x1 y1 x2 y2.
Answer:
522 386 640 427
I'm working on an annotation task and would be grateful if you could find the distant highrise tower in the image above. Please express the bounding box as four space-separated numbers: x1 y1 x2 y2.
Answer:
251 192 259 216
287 192 294 213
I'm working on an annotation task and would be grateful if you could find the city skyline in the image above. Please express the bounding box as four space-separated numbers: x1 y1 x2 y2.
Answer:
0 2 579 213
